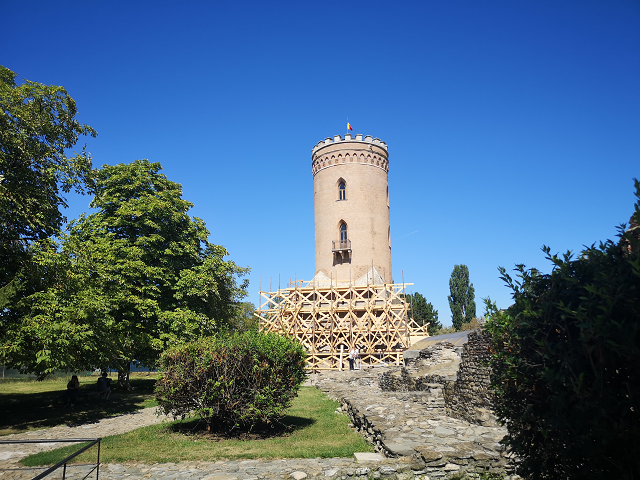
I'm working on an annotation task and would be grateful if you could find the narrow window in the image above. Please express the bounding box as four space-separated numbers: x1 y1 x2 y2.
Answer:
339 181 346 200
340 222 348 247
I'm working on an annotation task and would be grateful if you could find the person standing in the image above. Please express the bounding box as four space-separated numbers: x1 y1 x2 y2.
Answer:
354 346 360 370
348 347 356 370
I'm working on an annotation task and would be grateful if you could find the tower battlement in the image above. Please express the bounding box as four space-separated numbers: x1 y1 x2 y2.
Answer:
311 134 390 176
312 134 388 154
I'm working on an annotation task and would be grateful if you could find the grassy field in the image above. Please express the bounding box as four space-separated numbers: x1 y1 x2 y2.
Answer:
22 386 373 465
0 372 157 436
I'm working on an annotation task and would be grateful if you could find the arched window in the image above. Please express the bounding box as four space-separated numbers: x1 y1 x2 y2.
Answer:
340 222 348 246
339 181 346 200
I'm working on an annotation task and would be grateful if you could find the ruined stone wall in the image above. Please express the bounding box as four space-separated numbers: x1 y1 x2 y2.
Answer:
379 332 497 427
312 368 513 478
444 330 496 426
379 342 458 392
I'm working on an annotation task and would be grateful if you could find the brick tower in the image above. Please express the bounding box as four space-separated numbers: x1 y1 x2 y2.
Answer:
257 133 428 371
311 134 392 284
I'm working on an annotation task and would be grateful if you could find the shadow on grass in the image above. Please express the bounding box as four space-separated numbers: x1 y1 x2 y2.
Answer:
167 413 315 441
0 378 157 435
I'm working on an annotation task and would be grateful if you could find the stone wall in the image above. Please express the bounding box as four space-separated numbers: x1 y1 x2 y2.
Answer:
444 330 496 426
311 369 514 479
379 331 497 427
379 342 458 393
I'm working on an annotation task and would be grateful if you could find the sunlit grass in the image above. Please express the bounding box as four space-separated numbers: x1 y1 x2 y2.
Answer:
22 386 373 465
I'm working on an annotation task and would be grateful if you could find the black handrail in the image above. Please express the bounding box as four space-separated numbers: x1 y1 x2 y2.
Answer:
0 437 101 479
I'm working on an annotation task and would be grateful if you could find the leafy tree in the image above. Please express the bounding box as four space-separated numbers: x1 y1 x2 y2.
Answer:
7 160 249 386
405 292 441 335
484 180 640 479
0 65 96 297
229 301 259 332
448 264 476 330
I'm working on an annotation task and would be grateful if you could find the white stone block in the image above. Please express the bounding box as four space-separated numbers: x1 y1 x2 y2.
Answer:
354 452 385 462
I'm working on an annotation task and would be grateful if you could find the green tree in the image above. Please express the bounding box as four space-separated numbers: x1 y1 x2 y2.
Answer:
230 301 259 332
484 180 640 479
448 264 476 331
406 292 441 335
0 66 96 297
7 160 249 386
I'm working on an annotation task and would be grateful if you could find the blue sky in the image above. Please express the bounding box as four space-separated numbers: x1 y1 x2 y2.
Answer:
3 1 639 326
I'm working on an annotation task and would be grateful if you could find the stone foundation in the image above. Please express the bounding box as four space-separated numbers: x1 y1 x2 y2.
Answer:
381 331 497 427
311 369 516 479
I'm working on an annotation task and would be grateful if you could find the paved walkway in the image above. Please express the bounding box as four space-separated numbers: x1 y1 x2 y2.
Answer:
409 331 473 351
0 407 164 478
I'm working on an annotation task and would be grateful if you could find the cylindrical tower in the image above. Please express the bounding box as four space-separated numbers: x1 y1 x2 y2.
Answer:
312 133 392 284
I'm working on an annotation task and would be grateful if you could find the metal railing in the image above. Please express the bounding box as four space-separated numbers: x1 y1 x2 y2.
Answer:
0 437 101 479
332 239 351 252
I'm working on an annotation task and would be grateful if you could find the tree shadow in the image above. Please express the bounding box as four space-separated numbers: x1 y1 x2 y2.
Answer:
0 378 157 435
167 413 315 441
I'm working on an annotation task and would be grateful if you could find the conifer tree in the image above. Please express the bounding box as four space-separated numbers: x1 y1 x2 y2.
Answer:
406 292 441 335
448 264 476 330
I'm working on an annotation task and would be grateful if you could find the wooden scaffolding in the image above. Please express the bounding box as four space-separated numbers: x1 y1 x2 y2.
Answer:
257 280 429 370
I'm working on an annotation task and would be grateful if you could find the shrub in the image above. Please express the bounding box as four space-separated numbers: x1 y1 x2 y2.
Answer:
484 180 640 480
155 331 307 430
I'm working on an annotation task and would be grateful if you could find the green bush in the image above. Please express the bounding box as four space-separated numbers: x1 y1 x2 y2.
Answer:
484 180 640 480
155 331 307 430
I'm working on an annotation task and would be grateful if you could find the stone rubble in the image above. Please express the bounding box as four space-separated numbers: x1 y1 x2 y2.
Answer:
311 368 515 479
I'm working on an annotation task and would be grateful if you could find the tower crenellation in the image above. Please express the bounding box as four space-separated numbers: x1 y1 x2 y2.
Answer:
311 133 388 154
311 134 389 176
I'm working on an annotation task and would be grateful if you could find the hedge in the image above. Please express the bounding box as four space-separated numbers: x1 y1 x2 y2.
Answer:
155 331 307 430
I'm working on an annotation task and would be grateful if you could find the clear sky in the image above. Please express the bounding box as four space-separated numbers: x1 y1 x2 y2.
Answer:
3 1 639 326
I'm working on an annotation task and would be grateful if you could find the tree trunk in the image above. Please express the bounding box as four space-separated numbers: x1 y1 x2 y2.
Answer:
118 364 131 390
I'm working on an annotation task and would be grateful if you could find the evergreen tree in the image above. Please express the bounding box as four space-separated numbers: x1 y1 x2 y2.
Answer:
448 264 476 330
406 292 441 335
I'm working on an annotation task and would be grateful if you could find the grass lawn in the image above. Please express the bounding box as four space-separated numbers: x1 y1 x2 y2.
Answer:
22 386 373 466
0 373 157 436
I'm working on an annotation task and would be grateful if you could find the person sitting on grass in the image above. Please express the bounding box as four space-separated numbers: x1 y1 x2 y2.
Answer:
96 372 112 400
66 375 80 408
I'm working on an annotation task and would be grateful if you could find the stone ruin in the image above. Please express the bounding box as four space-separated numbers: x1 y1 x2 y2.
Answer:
309 330 518 479
379 331 496 427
